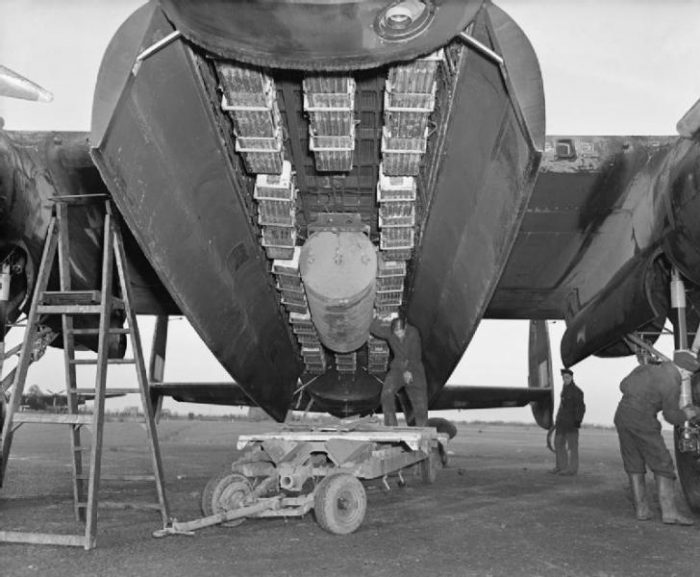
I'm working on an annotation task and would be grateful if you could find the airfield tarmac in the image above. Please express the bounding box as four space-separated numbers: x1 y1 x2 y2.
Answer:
1 419 699 577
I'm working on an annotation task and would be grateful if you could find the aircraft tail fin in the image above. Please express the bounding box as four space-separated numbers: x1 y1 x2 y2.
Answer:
528 320 554 429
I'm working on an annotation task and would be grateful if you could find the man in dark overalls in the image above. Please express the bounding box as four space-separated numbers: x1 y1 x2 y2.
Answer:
614 351 700 524
551 368 586 476
370 316 428 427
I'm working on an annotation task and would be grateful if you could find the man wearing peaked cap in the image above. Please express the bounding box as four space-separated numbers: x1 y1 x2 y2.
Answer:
550 368 586 476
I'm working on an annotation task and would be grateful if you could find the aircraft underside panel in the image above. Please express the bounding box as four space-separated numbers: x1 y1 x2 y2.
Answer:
90 7 301 421
408 13 542 401
159 0 482 71
87 1 545 420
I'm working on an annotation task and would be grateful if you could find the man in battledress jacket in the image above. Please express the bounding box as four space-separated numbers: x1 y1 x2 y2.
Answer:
551 368 585 476
369 316 428 427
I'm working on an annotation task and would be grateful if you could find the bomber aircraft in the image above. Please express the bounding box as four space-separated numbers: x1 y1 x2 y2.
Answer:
13 385 124 414
1 0 700 504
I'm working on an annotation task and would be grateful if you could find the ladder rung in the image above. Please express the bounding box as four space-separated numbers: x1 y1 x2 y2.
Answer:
37 305 102 315
51 193 110 205
13 413 93 425
0 531 88 548
69 328 131 336
69 358 136 366
41 290 101 305
74 387 141 395
76 474 155 482
77 501 163 511
37 301 124 315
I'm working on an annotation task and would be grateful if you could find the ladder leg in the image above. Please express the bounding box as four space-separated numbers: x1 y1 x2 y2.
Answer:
0 219 59 485
112 212 170 526
56 202 87 521
0 300 7 397
83 208 115 549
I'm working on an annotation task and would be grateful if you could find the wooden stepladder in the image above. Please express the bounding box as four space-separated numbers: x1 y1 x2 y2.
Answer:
0 197 169 549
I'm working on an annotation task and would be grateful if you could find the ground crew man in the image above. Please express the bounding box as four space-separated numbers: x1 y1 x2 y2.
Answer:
370 316 428 427
614 351 700 525
551 368 585 476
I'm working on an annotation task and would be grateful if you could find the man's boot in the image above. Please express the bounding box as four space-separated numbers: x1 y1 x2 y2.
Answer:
656 474 695 525
629 474 652 521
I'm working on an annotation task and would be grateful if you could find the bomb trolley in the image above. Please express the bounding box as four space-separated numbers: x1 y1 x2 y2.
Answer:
154 423 449 537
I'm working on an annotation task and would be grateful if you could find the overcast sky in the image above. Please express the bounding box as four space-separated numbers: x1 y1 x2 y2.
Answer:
2 0 700 426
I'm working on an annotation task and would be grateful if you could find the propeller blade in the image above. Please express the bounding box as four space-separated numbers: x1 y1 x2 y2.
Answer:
0 64 53 102
677 97 700 139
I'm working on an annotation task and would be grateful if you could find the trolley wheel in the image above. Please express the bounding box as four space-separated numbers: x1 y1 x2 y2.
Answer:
201 472 253 527
420 448 440 484
314 473 367 535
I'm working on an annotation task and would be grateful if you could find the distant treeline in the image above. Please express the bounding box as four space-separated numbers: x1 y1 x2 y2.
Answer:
99 408 615 429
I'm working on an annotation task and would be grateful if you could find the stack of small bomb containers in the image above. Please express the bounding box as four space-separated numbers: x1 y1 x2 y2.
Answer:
369 50 443 375
217 62 324 373
302 75 360 373
217 63 297 261
303 76 357 172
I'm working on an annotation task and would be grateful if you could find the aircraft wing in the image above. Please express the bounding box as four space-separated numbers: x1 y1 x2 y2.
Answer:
489 132 700 367
430 385 550 411
489 135 678 320
149 381 549 413
149 382 255 408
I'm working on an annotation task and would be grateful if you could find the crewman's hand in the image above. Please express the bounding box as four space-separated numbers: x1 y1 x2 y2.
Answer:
403 371 413 385
682 405 700 421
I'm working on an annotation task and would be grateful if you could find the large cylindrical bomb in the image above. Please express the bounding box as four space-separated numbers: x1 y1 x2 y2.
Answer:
300 231 377 353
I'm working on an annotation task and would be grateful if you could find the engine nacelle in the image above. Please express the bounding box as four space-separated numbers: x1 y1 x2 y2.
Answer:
561 251 669 367
662 141 700 286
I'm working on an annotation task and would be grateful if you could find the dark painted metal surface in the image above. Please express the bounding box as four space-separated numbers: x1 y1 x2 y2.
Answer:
489 136 679 319
663 141 700 285
430 385 550 411
303 369 382 417
408 7 543 403
491 133 700 365
560 250 669 368
0 130 173 353
150 377 547 416
159 0 482 71
150 381 255 407
487 5 545 149
90 6 301 421
0 130 177 317
528 320 553 429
